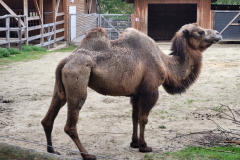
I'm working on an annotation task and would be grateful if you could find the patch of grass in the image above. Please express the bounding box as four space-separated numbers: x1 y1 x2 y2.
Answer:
188 99 194 103
158 125 166 129
57 45 77 52
0 45 77 66
144 146 240 160
0 50 48 66
211 106 227 112
125 109 132 114
22 44 47 52
160 110 168 114
78 117 82 123
160 116 165 120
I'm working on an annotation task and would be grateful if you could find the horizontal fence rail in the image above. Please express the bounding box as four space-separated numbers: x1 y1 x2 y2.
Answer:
0 14 27 50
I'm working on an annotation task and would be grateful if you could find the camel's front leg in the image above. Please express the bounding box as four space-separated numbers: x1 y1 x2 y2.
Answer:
138 89 159 152
138 108 152 152
62 63 96 160
130 95 139 148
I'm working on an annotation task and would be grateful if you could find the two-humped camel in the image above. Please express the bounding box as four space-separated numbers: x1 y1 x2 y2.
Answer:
41 23 222 160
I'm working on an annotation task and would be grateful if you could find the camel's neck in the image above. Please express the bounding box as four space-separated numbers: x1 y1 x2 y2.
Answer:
161 46 203 95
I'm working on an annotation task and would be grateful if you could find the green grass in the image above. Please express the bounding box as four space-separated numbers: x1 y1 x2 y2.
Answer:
158 125 166 129
0 45 77 66
144 146 240 160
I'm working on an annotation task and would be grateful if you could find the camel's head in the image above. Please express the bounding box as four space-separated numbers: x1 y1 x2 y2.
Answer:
179 23 222 50
171 23 222 63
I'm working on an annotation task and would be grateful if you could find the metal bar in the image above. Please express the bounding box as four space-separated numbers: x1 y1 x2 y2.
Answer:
220 12 240 34
101 15 120 35
70 15 98 43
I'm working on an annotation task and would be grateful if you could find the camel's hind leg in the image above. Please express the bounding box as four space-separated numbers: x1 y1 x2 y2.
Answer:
41 85 66 154
62 64 96 160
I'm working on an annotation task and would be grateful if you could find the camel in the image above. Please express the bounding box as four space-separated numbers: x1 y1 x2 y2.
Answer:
41 23 222 160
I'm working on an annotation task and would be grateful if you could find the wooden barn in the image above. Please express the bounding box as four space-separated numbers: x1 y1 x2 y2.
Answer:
125 0 217 40
0 0 98 49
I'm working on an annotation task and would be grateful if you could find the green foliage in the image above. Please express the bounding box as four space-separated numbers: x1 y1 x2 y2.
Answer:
144 146 240 160
57 45 77 52
0 48 10 58
158 125 166 129
212 0 240 5
7 48 21 55
100 0 134 14
22 45 47 52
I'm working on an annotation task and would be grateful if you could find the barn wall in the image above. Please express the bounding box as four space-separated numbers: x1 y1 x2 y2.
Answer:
66 0 85 14
132 0 212 35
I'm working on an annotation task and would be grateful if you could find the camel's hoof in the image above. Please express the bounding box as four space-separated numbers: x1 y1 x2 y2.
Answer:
52 151 61 155
139 146 152 153
83 155 96 160
130 141 139 148
48 150 61 155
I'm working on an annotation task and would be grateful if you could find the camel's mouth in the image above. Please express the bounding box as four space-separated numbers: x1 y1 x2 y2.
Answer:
212 35 222 43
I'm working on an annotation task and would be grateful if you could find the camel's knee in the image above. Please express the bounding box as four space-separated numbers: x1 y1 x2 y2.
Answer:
139 117 148 126
41 118 53 131
64 126 78 138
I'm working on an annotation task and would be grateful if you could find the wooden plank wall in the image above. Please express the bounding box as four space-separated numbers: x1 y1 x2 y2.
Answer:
44 0 64 38
132 0 212 34
66 0 85 14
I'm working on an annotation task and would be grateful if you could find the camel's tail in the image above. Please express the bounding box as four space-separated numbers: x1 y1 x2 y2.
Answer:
55 58 68 97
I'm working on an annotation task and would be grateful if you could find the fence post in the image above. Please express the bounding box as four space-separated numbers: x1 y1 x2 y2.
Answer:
24 15 29 45
18 17 22 50
48 25 50 50
5 16 10 49
69 14 71 44
98 14 100 27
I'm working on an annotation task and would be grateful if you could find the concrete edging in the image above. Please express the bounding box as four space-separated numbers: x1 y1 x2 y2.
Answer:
0 142 80 160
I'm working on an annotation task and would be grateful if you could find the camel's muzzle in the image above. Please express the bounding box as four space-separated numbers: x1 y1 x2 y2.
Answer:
212 31 222 43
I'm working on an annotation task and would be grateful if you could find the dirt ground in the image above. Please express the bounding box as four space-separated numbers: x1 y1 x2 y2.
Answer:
0 42 240 160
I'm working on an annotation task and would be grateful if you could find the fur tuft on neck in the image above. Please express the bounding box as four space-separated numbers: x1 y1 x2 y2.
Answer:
169 33 187 64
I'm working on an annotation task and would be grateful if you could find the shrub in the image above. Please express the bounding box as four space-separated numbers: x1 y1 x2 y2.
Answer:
22 45 47 52
0 48 10 58
31 45 47 52
7 48 21 55
22 45 33 52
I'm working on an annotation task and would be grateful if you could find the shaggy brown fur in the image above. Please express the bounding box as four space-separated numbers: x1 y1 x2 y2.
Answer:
41 23 222 160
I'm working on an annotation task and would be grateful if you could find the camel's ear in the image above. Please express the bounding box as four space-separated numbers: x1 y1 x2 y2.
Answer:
183 29 190 37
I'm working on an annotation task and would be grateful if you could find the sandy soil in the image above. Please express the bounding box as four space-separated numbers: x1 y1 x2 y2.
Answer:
0 43 240 160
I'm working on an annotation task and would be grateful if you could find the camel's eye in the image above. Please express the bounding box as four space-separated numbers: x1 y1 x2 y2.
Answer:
198 31 205 36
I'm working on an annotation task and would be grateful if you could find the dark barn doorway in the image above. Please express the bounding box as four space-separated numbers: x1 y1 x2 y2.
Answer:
148 4 197 40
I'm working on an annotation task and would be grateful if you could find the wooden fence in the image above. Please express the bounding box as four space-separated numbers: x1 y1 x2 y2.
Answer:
0 14 65 50
0 15 27 50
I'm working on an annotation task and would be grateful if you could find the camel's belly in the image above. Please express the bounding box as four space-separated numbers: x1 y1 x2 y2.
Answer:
88 67 143 96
